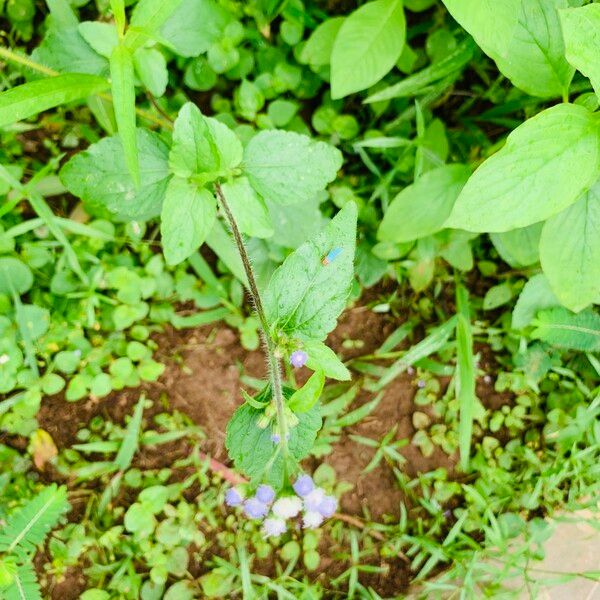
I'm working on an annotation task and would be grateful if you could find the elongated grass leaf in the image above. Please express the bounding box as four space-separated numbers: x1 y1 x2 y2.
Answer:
114 394 146 471
0 74 109 128
455 283 476 471
110 43 139 186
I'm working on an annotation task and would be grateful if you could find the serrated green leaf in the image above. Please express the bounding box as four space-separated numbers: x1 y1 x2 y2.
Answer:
60 128 170 221
225 400 321 489
160 177 216 265
288 369 325 413
378 164 470 243
512 274 560 329
532 307 600 351
264 202 357 341
446 104 600 232
559 5 600 101
32 23 108 76
539 182 600 312
3 563 41 600
0 74 109 128
243 129 342 205
221 177 273 239
330 0 406 98
110 43 139 186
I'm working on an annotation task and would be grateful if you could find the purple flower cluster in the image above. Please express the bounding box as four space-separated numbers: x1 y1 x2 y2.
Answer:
290 350 308 368
224 475 338 538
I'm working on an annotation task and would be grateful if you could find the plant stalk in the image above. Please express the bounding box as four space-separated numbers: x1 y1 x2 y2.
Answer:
214 182 289 459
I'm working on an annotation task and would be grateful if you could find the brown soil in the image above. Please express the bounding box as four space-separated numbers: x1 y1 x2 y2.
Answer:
31 296 501 598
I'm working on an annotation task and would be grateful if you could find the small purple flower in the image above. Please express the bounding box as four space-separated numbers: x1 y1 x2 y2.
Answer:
290 350 308 368
255 485 275 505
293 475 315 497
318 495 337 517
303 488 325 512
243 497 268 519
407 366 415 375
271 433 281 444
417 379 426 389
303 511 324 529
262 517 287 538
225 487 244 507
483 375 492 384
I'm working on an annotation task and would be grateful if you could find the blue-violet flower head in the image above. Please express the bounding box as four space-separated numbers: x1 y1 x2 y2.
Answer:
225 487 244 507
243 497 268 519
255 484 275 505
293 475 315 497
290 350 308 368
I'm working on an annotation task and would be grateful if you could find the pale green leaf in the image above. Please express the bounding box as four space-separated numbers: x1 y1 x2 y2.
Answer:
443 0 573 98
110 43 139 186
532 307 600 351
303 339 351 381
559 5 600 101
446 104 600 232
512 274 560 329
221 177 273 239
243 129 342 205
331 0 406 98
60 129 171 221
160 177 217 265
490 223 542 268
160 0 232 57
539 182 600 312
133 47 168 97
378 164 470 242
299 17 345 67
0 257 33 295
110 0 126 36
126 0 185 52
264 202 357 341
289 369 325 413
0 74 109 129
78 22 119 58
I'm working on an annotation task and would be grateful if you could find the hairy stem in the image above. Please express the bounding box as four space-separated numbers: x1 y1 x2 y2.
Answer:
214 182 289 459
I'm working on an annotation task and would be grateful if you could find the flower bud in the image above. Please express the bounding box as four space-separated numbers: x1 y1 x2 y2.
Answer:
293 475 314 497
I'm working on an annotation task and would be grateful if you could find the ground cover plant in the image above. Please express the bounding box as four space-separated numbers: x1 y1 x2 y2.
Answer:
0 0 599 598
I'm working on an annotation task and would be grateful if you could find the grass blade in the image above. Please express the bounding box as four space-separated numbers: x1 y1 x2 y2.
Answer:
110 43 139 186
114 394 146 471
455 283 476 471
0 74 109 128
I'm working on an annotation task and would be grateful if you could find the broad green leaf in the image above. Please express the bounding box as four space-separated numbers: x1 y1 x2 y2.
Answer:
78 22 119 58
289 370 325 413
330 0 406 98
133 47 168 97
160 177 217 265
378 164 470 243
46 0 78 28
205 220 248 286
559 5 600 100
225 398 321 489
266 195 325 249
303 339 351 381
490 223 542 268
0 74 109 128
299 17 345 68
160 0 232 57
60 129 171 221
264 202 357 341
32 23 108 76
532 307 600 351
482 283 514 311
539 183 600 312
446 104 600 232
0 257 33 295
170 102 242 179
126 0 185 52
512 274 560 329
442 0 573 98
221 177 273 239
243 130 342 205
16 304 50 341
110 43 139 186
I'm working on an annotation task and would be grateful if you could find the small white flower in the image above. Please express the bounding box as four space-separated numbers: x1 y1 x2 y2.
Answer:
0 354 9 365
303 511 324 529
272 496 302 519
303 488 325 512
262 517 286 538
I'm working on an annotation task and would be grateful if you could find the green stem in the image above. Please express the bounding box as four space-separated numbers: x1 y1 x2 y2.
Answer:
214 182 289 460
